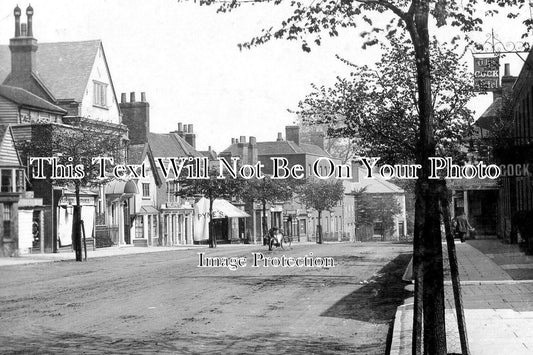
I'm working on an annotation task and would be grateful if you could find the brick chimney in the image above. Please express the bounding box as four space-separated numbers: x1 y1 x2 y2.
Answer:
4 5 49 100
237 136 249 163
248 136 258 164
276 132 283 141
285 125 300 146
500 63 517 99
307 131 325 149
184 124 196 148
351 159 361 183
120 91 150 144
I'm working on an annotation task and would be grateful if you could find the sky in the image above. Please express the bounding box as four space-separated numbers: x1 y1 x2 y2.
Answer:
0 0 531 152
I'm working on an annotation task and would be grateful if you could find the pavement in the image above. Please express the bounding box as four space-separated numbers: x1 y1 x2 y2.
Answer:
390 239 533 355
0 243 253 267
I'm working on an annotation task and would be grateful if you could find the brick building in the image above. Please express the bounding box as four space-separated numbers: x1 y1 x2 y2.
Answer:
220 125 345 242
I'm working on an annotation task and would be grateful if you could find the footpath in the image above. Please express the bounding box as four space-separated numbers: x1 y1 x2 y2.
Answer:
390 239 533 355
0 244 213 267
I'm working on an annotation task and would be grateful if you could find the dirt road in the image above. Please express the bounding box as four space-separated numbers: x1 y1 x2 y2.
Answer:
0 242 411 354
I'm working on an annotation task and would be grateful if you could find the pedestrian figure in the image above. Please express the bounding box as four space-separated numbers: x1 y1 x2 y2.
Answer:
453 212 473 243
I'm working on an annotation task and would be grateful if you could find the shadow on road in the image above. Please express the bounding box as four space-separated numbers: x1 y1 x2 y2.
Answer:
0 330 386 354
321 253 412 323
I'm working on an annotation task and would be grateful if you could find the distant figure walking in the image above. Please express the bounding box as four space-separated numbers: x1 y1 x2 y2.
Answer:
453 212 473 243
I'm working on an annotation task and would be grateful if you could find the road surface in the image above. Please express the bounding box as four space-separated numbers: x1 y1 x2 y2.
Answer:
0 242 411 354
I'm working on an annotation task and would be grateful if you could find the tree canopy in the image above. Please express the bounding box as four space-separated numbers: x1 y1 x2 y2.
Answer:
297 36 475 164
297 178 344 243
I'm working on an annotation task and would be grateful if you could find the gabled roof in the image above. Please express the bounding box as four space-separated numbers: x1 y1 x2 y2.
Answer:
0 85 66 114
0 125 22 167
147 132 202 158
200 150 217 160
475 97 502 131
299 143 330 156
127 143 162 187
0 40 101 102
344 167 404 194
128 144 147 165
147 132 203 182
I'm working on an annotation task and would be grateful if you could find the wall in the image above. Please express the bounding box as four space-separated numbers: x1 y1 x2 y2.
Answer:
79 45 121 124
0 96 19 124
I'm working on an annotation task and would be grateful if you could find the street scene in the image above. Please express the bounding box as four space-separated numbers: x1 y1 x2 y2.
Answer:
1 0 533 354
1 243 412 354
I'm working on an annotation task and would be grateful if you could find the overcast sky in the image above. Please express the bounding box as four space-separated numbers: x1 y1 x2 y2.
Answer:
0 0 530 152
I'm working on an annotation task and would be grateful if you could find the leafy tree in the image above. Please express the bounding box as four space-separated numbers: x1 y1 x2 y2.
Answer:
297 178 344 244
370 195 403 240
18 121 125 261
198 0 530 352
297 37 475 164
348 187 403 240
177 167 245 248
240 176 296 239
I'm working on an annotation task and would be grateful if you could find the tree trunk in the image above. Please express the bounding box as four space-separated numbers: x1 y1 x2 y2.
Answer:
209 198 215 248
262 200 268 244
407 3 447 354
73 183 82 262
317 210 323 244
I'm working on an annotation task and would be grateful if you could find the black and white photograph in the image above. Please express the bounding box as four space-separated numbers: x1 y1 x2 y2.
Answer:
0 0 533 354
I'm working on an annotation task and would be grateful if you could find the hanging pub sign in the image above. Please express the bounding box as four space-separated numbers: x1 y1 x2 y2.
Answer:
473 55 500 92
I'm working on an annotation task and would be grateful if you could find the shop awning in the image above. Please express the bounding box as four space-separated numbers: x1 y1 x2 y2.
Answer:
195 197 249 219
212 199 250 218
105 180 138 195
138 206 159 215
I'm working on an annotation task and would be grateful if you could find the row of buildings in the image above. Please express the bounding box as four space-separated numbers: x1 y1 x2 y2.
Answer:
0 5 408 256
470 57 533 245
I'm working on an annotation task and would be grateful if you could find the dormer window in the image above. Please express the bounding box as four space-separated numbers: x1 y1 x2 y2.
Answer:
93 81 108 108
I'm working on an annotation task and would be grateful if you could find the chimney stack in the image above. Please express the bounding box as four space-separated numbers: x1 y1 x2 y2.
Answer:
351 159 361 183
183 123 196 148
120 91 150 145
26 5 34 37
14 6 21 37
285 125 300 146
240 136 246 143
248 136 258 164
6 5 40 97
277 132 283 141
141 92 146 102
307 131 325 149
501 63 517 98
